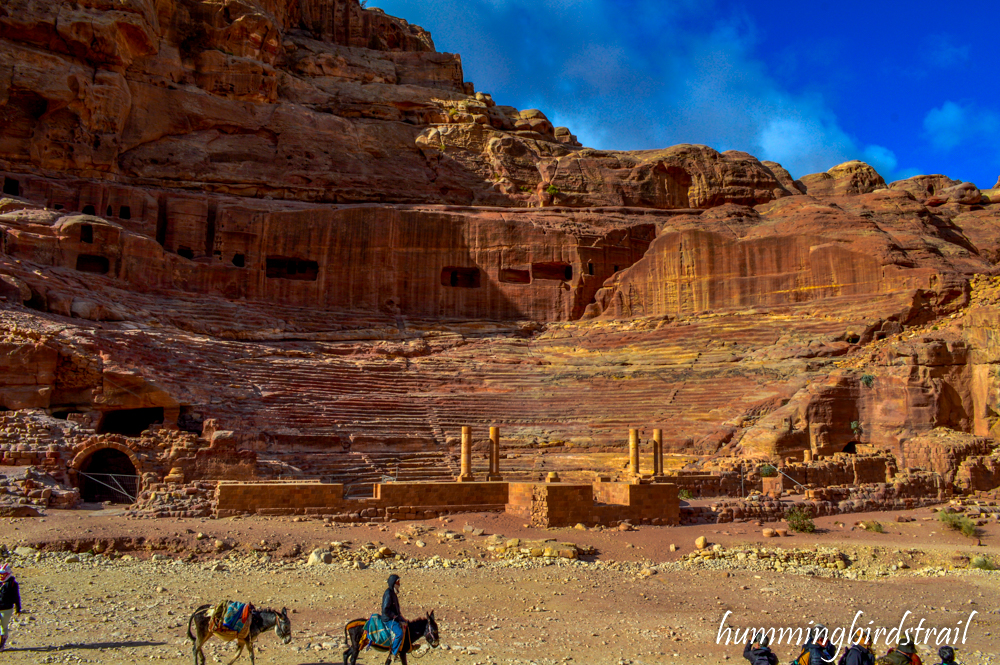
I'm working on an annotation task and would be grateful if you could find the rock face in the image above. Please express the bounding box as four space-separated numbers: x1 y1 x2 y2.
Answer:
2 0 1000 500
0 0 791 210
587 190 983 321
890 176 982 206
799 161 886 197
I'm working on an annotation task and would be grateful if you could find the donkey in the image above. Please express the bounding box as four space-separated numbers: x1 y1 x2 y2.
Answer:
187 603 292 665
343 610 439 665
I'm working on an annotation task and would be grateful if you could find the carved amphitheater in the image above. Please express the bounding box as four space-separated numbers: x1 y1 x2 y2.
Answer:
2 0 1000 527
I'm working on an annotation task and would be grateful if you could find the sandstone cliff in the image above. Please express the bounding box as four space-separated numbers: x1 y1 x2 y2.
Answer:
2 0 1000 496
0 0 793 210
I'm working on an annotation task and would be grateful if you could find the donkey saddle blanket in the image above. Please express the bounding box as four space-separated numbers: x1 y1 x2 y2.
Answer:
210 600 253 641
362 614 404 654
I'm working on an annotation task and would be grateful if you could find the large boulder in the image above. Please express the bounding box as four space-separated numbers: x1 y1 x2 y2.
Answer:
889 175 961 202
938 182 982 206
799 160 886 196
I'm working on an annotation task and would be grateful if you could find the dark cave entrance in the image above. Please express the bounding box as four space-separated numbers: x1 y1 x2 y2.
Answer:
842 441 860 454
75 254 109 274
78 448 139 503
3 177 20 197
96 407 164 437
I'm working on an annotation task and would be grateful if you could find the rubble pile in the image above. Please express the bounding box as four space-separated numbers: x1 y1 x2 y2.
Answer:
0 466 79 512
127 481 218 518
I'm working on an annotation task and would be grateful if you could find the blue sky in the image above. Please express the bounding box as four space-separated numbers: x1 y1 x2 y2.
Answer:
369 0 999 187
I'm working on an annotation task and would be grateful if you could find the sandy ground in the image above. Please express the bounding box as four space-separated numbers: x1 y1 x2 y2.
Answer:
0 505 999 665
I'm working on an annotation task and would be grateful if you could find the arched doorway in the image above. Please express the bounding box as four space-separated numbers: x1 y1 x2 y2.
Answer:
78 448 139 504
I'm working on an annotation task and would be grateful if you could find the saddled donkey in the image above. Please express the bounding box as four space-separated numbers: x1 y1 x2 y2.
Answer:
343 610 439 665
188 603 292 665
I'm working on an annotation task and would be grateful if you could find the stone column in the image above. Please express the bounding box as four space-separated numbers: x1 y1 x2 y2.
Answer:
487 426 503 481
458 426 475 482
653 428 663 476
629 428 640 476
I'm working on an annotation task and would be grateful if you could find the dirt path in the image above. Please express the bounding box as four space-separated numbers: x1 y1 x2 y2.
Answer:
1 507 999 664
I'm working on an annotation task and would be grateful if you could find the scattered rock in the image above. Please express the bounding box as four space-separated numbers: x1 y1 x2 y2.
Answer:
308 549 334 566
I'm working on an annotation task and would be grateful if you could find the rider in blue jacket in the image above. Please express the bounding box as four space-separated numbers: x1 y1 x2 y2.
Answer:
381 575 405 655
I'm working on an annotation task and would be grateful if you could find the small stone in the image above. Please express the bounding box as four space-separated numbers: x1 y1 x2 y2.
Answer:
669 544 678 552
762 529 775 538
195 532 206 540
695 536 708 550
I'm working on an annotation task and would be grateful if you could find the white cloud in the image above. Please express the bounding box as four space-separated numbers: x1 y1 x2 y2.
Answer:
923 101 999 153
861 145 898 180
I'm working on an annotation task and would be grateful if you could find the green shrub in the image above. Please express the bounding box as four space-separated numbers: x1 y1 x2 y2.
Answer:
938 510 981 538
786 507 815 533
971 556 998 571
545 184 560 195
860 374 875 388
850 420 863 436
759 464 778 478
518 185 532 192
447 107 458 117
861 521 884 533
678 489 693 500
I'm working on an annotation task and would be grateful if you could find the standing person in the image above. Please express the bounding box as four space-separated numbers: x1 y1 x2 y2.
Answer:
839 634 875 665
381 574 406 656
0 563 21 651
934 646 957 665
802 625 836 664
743 631 778 665
881 639 922 665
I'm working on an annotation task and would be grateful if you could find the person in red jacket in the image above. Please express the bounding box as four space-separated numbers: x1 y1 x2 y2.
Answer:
0 563 22 651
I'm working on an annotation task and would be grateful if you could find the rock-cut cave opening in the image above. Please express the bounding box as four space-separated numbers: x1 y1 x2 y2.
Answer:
96 407 164 437
2 177 19 196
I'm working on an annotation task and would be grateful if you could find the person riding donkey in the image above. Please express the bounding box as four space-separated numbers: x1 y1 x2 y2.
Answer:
0 563 23 651
381 574 406 656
